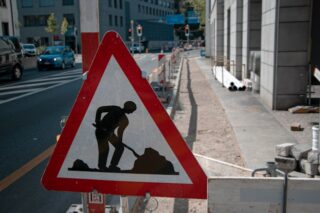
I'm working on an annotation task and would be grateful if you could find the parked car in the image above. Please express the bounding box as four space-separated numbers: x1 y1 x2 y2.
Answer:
37 46 75 71
0 37 23 80
21 43 37 57
129 43 145 53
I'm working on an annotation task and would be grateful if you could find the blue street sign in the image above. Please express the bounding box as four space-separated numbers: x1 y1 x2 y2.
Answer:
166 14 185 25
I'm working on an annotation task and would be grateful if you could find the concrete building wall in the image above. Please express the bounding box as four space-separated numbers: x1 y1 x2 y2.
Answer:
242 0 262 79
260 0 277 108
205 0 212 57
0 0 19 36
260 0 312 109
223 0 243 78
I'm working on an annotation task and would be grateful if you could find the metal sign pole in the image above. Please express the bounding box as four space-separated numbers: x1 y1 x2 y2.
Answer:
131 20 134 55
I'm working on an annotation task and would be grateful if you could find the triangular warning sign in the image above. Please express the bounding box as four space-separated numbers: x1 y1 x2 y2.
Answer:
42 31 207 199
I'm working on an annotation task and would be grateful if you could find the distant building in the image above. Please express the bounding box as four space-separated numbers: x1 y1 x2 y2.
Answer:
206 0 320 110
17 0 80 50
99 0 176 49
17 0 176 51
0 0 20 36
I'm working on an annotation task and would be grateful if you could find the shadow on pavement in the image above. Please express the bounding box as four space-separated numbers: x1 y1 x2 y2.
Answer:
173 58 198 213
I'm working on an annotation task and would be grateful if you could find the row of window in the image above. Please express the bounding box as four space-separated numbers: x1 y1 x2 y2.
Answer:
21 0 74 8
108 15 124 27
23 14 75 27
108 0 123 9
138 4 173 17
139 0 174 9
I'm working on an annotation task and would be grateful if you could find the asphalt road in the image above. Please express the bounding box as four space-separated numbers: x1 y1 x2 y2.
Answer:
0 53 159 213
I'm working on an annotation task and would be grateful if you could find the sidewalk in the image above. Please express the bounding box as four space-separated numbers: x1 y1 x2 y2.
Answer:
195 56 317 169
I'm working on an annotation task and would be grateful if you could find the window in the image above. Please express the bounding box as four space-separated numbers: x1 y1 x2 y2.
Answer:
108 0 112 7
120 16 123 27
62 0 74 6
39 0 54 7
63 14 75 26
146 6 148 14
114 15 118 26
1 22 9 35
113 0 117 8
109 15 113 26
23 15 49 27
0 0 6 7
138 4 141 12
119 0 122 9
21 0 32 7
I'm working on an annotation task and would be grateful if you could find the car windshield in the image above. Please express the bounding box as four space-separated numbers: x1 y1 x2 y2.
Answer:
42 47 64 55
23 44 35 49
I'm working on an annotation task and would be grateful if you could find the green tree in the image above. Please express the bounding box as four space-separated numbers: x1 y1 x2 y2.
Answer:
60 17 69 45
192 0 205 26
45 13 58 45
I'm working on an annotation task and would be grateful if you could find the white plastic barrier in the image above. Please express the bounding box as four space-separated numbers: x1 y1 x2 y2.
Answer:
208 177 320 213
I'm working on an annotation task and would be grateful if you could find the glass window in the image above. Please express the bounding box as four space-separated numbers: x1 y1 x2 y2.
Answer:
0 0 6 7
62 0 74 6
138 4 141 12
119 0 122 9
63 14 75 26
108 0 112 7
113 0 117 8
109 15 113 26
39 0 54 7
21 0 33 8
120 16 123 27
23 15 49 27
114 15 118 26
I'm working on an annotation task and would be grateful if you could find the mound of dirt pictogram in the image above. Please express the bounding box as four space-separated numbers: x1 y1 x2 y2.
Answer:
68 148 179 175
129 148 179 175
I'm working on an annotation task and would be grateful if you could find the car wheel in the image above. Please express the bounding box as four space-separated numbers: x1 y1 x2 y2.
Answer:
61 62 66 70
12 65 22 80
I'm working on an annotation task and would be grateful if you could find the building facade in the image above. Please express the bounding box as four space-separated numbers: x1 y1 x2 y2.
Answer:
206 0 319 110
17 0 80 50
0 0 20 36
17 0 175 50
99 0 175 46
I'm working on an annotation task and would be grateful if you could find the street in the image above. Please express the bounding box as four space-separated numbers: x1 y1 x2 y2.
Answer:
0 53 159 213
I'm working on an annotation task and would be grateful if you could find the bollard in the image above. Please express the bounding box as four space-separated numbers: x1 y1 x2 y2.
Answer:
312 125 319 151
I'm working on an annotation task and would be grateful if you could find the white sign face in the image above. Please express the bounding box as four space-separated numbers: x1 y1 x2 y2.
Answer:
58 56 191 184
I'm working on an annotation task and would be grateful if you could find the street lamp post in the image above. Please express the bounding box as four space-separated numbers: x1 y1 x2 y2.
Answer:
185 24 190 47
130 20 134 55
136 24 143 54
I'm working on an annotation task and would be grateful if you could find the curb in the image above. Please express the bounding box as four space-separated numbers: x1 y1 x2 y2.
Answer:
166 57 184 118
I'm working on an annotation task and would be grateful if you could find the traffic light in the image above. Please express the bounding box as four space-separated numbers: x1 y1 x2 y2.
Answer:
184 25 190 37
137 25 142 37
128 28 132 39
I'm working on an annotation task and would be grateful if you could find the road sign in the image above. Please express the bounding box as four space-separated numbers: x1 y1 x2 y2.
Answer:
41 31 207 199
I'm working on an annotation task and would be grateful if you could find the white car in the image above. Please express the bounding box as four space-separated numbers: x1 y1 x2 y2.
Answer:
21 43 37 57
130 43 145 53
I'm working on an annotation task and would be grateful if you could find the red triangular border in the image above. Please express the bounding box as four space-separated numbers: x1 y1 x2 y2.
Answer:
41 31 207 199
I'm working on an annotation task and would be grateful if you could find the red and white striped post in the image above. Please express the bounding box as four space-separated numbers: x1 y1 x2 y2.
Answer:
79 0 100 73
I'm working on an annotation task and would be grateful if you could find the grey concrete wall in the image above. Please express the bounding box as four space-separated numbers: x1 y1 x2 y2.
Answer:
260 0 277 108
224 0 243 79
242 0 262 79
260 0 312 109
274 0 311 109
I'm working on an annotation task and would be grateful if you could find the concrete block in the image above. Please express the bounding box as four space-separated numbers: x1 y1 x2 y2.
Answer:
300 159 319 175
275 156 297 172
290 123 303 131
275 143 294 157
307 151 320 164
290 144 311 160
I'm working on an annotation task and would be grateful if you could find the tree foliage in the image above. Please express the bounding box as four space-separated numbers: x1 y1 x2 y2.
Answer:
192 0 205 26
45 13 58 34
60 17 69 35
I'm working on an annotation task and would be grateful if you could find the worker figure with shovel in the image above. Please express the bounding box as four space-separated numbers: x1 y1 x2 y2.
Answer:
93 101 137 172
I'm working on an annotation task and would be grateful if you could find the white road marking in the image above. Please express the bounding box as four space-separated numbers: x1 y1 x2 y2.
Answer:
0 68 82 105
